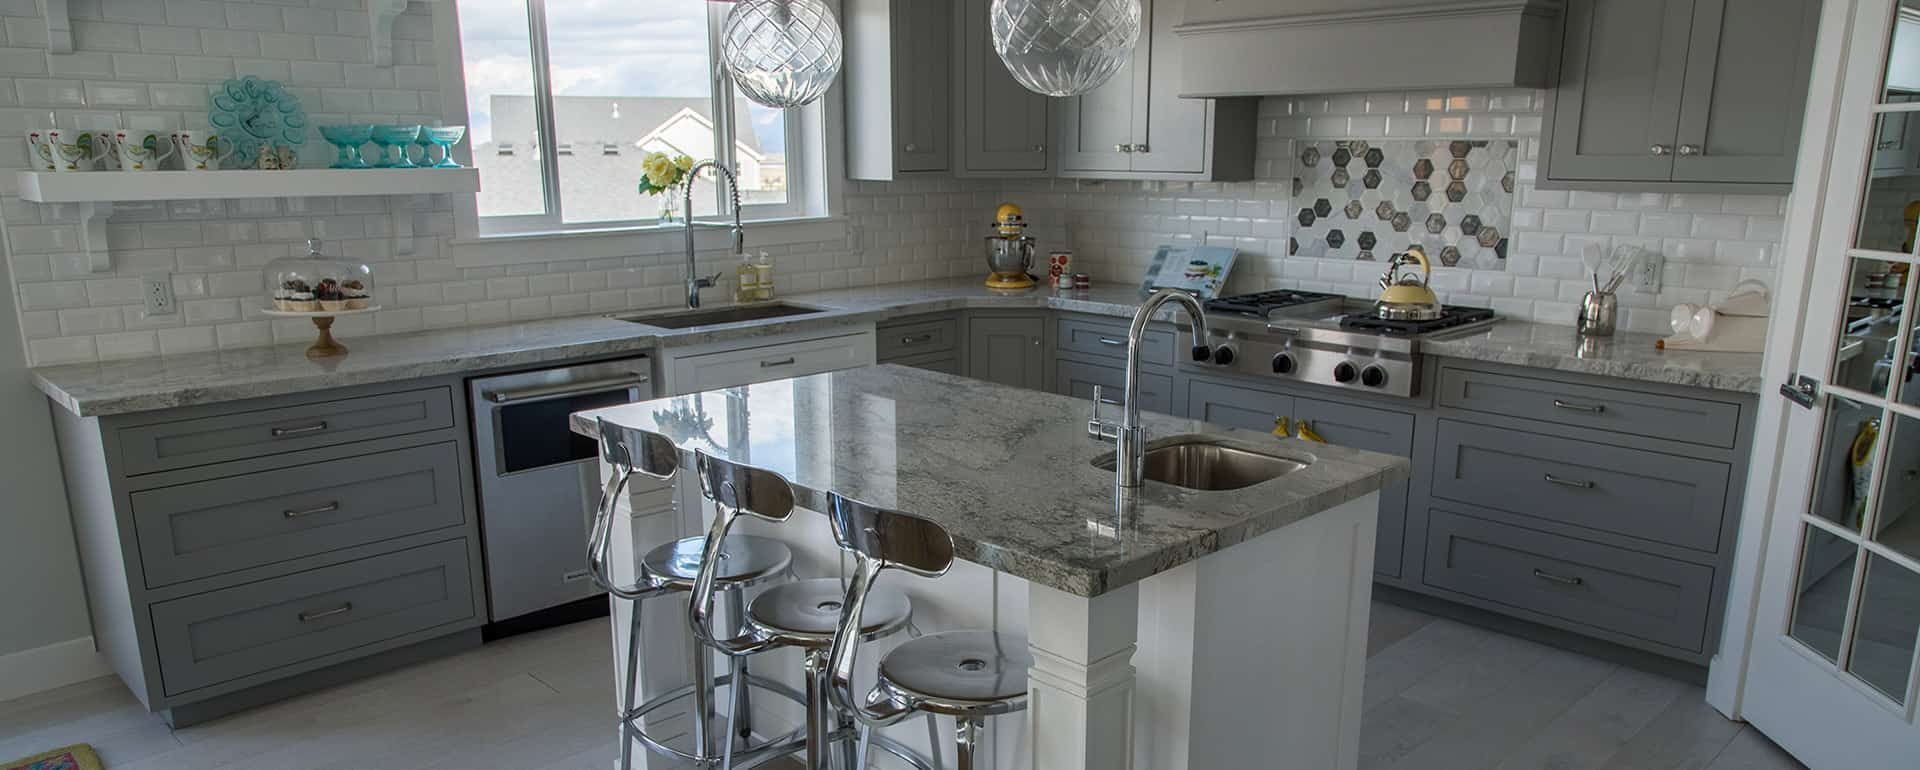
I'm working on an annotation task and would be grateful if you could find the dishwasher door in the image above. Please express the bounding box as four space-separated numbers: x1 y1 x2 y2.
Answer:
470 358 652 622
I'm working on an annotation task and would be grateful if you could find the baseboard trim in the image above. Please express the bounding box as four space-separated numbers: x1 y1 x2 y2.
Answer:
0 636 112 703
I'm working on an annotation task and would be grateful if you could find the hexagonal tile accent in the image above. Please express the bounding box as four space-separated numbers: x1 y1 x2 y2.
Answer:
1411 181 1431 202
1314 198 1332 217
1501 171 1514 194
1293 177 1305 197
1458 215 1482 236
1477 226 1501 248
1289 237 1299 256
1331 168 1351 188
1357 250 1375 261
1438 246 1462 266
1300 147 1321 167
1362 169 1383 189
1297 208 1317 227
1425 213 1447 234
1445 180 1468 203
1326 229 1346 249
1448 140 1471 158
1391 212 1412 232
1344 200 1364 220
1357 231 1377 250
1349 140 1369 156
1412 158 1434 180
1331 147 1352 167
1447 158 1469 180
1364 147 1385 168
1375 201 1396 221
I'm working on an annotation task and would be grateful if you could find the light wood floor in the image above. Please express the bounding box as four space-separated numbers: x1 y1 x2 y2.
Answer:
0 602 1808 770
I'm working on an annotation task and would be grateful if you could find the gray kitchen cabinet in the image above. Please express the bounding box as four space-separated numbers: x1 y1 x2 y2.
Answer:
968 313 1047 390
1055 0 1257 180
1186 378 1293 436
879 313 967 375
956 0 1051 175
1055 357 1175 415
845 0 952 179
1542 0 1819 191
1293 397 1415 579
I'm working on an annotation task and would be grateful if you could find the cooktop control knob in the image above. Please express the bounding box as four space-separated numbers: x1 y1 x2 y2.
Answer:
1212 344 1237 366
1333 361 1359 384
1360 364 1389 388
1271 352 1295 374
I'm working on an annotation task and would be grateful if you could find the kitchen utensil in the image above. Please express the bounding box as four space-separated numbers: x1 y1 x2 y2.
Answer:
111 129 174 171
1577 290 1618 336
317 124 374 169
1375 245 1442 320
984 202 1037 289
422 125 466 168
207 76 308 168
173 130 236 170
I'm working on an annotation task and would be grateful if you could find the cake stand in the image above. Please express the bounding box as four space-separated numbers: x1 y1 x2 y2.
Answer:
260 306 381 358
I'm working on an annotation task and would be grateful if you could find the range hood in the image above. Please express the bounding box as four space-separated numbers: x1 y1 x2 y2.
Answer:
1173 0 1563 97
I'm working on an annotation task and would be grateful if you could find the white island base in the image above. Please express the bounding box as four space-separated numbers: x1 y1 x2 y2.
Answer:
606 472 1378 770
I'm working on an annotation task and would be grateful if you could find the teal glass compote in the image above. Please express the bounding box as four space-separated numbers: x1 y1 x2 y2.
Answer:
424 126 466 168
318 124 373 169
370 124 422 168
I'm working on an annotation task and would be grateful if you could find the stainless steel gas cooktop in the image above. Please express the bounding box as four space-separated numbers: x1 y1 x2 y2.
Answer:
1191 290 1501 398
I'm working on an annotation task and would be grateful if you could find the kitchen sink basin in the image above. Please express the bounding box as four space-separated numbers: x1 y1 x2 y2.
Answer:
614 302 826 329
1093 439 1310 491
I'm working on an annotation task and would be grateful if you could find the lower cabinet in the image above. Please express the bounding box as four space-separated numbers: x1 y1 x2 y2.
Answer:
968 313 1047 390
1055 356 1174 414
879 313 966 375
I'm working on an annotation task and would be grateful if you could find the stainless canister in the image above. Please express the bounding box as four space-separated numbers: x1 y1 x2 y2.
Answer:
1577 290 1618 336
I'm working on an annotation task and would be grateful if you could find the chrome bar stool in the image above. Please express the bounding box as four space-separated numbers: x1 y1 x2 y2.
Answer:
822 492 1033 770
589 421 807 770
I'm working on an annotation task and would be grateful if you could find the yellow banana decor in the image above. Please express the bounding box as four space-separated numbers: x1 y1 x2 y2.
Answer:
1272 415 1327 442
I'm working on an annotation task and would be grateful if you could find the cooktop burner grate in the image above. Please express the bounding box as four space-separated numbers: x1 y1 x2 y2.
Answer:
1203 289 1344 317
1339 306 1497 335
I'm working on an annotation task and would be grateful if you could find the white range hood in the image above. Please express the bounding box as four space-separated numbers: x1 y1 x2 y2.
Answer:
1172 0 1564 97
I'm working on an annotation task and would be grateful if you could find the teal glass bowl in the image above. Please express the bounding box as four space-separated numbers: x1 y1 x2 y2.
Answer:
318 124 373 169
370 124 423 168
423 126 466 168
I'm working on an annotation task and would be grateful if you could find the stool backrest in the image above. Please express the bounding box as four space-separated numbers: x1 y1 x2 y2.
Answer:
687 449 796 653
823 491 956 726
589 420 679 599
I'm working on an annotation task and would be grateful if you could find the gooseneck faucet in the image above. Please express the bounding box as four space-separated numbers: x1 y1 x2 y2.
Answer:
681 160 744 308
1089 289 1213 489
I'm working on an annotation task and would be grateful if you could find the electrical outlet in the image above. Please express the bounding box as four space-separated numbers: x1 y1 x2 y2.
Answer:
143 275 176 316
1630 250 1664 294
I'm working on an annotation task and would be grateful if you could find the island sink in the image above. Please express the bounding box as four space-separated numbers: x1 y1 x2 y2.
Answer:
612 302 824 329
1093 437 1310 491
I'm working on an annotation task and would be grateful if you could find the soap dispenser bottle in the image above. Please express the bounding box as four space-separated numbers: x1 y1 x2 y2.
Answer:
734 252 759 303
754 251 775 301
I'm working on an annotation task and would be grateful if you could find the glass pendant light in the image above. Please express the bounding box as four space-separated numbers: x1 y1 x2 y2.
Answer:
990 0 1141 97
720 0 844 109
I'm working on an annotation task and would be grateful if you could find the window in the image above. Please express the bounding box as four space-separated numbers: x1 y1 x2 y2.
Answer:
454 0 811 235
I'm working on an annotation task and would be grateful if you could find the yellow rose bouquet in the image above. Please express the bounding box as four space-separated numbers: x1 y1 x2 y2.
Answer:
637 151 696 221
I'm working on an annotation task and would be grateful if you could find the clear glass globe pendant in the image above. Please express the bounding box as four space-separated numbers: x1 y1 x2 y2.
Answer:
990 0 1141 97
721 0 844 109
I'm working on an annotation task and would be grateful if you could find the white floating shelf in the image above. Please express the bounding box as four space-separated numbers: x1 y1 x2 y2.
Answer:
17 168 479 203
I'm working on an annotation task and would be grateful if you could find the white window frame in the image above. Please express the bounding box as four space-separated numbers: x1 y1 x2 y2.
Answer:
438 0 829 243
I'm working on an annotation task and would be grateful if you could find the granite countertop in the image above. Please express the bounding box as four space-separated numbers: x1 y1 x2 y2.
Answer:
571 364 1408 597
31 277 1765 417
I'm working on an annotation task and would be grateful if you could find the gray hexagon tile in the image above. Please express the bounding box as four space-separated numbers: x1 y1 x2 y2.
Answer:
1289 139 1516 266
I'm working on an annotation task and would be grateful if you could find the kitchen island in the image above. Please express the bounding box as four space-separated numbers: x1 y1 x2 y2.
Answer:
573 363 1407 770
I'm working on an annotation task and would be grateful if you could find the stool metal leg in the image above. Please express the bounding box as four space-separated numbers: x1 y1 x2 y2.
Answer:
690 630 714 763
804 649 829 770
726 587 755 744
620 600 643 770
925 714 944 770
954 716 983 770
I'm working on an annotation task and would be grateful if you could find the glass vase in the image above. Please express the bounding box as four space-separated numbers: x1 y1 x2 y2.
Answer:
659 185 681 223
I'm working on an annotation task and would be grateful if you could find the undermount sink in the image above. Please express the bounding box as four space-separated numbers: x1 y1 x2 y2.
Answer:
614 302 826 329
1093 439 1310 491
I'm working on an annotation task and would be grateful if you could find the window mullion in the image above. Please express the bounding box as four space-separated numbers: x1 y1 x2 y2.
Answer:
707 4 733 219
527 0 562 224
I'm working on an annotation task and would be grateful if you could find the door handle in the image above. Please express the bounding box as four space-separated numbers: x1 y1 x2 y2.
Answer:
298 602 353 622
1132 143 1149 153
899 333 935 345
1544 473 1595 489
760 357 797 368
1649 144 1672 156
484 374 649 404
1677 144 1701 157
1551 399 1605 413
271 421 328 437
1096 337 1126 346
1532 568 1584 586
283 501 341 519
1115 144 1134 153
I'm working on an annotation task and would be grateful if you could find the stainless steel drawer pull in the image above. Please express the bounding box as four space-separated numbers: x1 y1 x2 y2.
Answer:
1096 337 1126 346
271 421 328 437
900 333 935 345
760 357 797 368
298 602 353 622
1532 568 1584 586
1552 399 1605 413
484 374 650 404
283 501 341 519
1544 473 1596 489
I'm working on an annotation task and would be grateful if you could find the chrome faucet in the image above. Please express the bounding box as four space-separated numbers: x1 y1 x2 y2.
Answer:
1088 289 1213 489
681 160 745 308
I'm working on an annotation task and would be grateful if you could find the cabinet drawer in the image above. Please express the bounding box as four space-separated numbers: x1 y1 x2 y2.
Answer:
1055 357 1173 415
1438 366 1742 448
130 443 467 588
1187 378 1292 435
1433 420 1730 552
1424 509 1715 653
878 317 960 360
150 539 476 696
118 387 456 476
890 351 963 376
1057 316 1175 366
679 332 874 392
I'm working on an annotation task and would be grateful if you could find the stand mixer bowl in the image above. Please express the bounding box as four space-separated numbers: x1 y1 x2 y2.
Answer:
986 236 1035 276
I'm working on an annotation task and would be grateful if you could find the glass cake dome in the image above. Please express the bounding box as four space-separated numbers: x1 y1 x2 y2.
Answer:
266 239 373 313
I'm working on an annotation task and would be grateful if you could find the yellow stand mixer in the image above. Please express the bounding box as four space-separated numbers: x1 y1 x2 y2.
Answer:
984 202 1037 290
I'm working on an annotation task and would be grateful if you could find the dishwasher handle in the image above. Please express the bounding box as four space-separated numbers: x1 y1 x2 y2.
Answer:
484 373 650 404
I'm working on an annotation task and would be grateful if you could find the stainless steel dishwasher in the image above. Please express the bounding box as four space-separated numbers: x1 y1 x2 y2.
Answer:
470 357 652 622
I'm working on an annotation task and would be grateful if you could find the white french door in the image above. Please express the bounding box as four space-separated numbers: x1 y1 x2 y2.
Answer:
1742 0 1920 765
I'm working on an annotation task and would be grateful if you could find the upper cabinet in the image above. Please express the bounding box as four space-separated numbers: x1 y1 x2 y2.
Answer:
845 0 952 180
1056 0 1258 180
956 0 1053 176
1541 0 1820 192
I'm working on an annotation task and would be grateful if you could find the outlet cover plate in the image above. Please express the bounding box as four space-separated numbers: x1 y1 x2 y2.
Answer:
143 275 176 315
1631 251 1664 294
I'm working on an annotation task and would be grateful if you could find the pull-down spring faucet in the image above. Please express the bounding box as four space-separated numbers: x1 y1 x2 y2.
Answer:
681 161 745 309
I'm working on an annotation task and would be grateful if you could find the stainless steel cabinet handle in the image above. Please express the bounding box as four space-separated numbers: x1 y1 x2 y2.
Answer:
1032 337 1041 346
1544 473 1596 489
1096 337 1126 346
904 143 918 152
1133 143 1150 153
298 602 353 622
900 333 935 345
1677 144 1701 157
1552 399 1605 413
1532 568 1584 586
1032 144 1045 152
1115 144 1134 153
760 357 797 368
484 374 650 404
1649 144 1671 156
283 501 341 519
271 421 328 437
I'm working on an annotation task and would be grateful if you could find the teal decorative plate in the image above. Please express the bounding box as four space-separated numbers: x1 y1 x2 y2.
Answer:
207 76 307 167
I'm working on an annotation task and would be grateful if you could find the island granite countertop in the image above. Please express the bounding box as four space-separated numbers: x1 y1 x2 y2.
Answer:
31 278 1764 417
571 363 1409 597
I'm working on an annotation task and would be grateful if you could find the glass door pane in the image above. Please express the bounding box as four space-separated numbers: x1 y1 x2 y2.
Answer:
457 0 546 218
1790 525 1859 662
1847 554 1920 704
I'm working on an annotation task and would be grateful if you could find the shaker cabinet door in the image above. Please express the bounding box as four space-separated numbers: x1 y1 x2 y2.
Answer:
958 0 1050 174
1129 0 1210 175
968 315 1047 390
1055 68 1138 173
1544 0 1695 182
1669 0 1820 184
894 0 951 173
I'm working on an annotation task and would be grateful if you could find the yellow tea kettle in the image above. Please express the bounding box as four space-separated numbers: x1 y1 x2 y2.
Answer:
1375 246 1443 321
